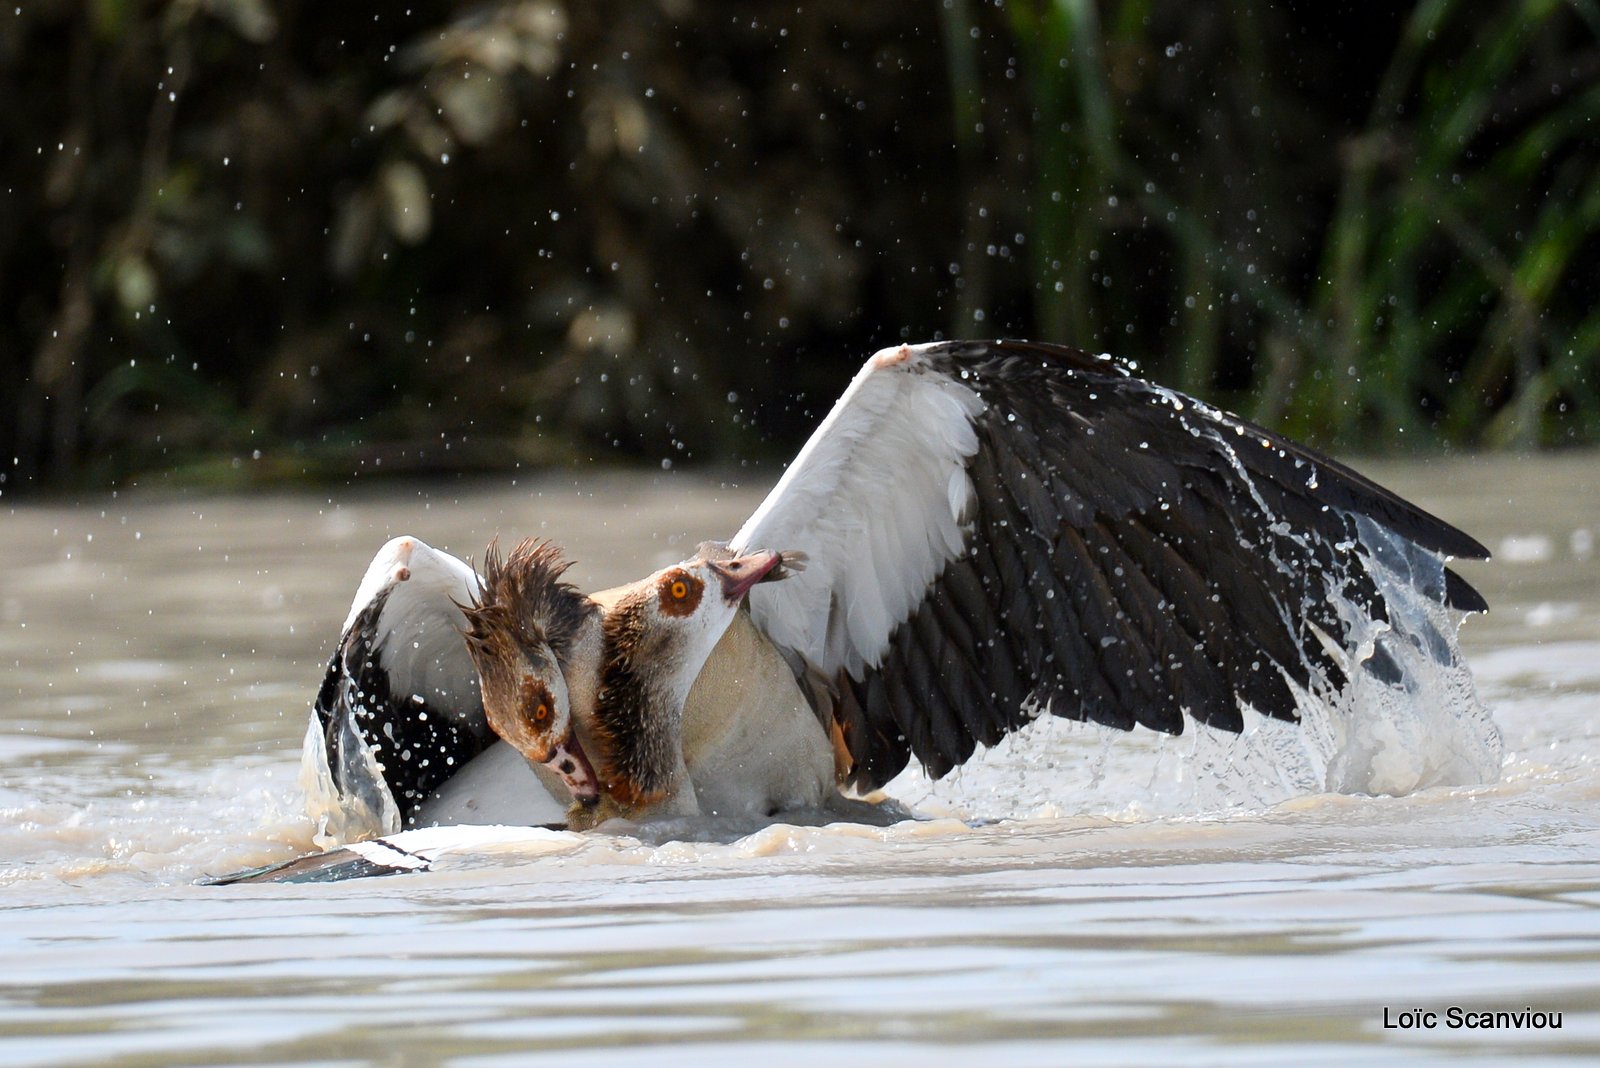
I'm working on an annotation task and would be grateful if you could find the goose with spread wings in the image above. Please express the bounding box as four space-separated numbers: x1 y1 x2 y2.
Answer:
302 339 1492 842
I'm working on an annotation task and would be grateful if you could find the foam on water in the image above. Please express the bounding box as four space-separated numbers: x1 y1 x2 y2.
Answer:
0 753 314 889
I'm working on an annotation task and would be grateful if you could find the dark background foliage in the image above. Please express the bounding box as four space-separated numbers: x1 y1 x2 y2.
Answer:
3 0 1597 495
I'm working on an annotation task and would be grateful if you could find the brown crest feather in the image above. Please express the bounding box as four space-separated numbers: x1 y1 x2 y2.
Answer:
460 537 594 666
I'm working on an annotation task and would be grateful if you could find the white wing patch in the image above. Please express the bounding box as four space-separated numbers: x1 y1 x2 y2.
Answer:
311 536 486 846
366 537 483 728
732 345 984 677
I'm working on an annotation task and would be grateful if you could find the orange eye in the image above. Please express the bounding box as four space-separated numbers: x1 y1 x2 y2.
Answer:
657 570 701 616
533 702 550 722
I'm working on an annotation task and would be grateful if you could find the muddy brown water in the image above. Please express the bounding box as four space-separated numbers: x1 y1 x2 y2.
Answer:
2 452 1598 1066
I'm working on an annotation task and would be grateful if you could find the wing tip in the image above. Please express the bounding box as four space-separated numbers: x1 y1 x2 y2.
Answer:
197 849 415 885
1445 567 1490 613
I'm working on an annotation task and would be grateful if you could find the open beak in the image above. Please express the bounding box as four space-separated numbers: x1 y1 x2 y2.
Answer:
709 550 783 604
765 549 806 582
542 732 600 807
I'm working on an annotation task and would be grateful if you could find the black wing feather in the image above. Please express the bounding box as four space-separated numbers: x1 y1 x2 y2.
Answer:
831 340 1488 791
314 591 492 826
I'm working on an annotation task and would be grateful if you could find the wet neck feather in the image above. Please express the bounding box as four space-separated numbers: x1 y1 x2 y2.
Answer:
592 600 688 810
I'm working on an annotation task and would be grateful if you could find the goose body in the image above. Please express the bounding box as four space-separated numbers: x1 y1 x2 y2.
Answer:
406 607 832 828
302 339 1495 846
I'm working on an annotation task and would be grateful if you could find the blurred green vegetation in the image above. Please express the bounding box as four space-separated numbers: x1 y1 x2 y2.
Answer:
3 0 1597 495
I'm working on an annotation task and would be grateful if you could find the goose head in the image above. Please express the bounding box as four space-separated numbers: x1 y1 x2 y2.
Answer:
577 543 789 828
460 539 603 808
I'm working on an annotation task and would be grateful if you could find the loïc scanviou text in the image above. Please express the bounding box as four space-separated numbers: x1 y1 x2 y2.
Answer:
1383 1007 1562 1030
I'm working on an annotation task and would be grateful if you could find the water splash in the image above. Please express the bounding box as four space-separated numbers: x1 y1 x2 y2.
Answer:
1317 515 1500 792
891 510 1501 822
300 711 401 850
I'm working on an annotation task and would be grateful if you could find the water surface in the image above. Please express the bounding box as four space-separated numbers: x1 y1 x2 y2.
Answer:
2 453 1598 1065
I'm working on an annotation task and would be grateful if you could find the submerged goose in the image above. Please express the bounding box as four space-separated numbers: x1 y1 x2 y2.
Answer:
302 338 1491 845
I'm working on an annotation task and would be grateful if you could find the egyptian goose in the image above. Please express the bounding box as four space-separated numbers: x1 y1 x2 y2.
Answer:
301 339 1492 845
456 540 602 809
464 538 790 829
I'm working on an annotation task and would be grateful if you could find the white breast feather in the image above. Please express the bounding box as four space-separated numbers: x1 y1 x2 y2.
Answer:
732 345 984 677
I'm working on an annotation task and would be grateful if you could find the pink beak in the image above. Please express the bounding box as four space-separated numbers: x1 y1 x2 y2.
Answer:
709 550 782 604
543 732 600 806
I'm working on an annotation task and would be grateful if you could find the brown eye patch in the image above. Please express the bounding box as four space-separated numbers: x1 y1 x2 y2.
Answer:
519 676 556 731
658 569 703 617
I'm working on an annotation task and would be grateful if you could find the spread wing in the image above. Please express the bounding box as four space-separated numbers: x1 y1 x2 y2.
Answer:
730 340 1489 791
307 537 493 835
